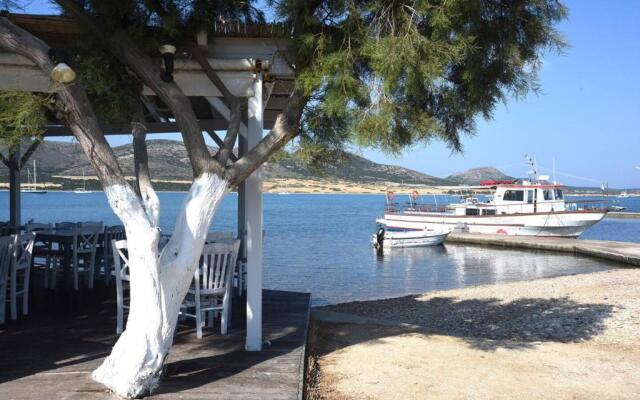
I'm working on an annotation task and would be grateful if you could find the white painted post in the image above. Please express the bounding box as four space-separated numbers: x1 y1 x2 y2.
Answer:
8 145 21 226
245 69 263 351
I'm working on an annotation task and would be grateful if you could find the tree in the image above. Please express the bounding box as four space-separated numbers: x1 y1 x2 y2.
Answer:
0 0 567 396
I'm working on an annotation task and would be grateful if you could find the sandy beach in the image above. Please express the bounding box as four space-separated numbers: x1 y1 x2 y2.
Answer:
306 269 640 400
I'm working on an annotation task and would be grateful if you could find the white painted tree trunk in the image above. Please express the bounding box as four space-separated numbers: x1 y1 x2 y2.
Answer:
92 173 229 398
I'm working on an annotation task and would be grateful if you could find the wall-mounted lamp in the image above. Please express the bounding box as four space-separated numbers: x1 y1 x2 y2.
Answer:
48 48 76 84
159 44 176 82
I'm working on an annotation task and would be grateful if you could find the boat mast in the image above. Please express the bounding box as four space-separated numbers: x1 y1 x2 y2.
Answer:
33 160 37 190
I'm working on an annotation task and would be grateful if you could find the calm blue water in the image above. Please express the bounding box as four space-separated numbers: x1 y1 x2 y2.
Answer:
1 191 638 305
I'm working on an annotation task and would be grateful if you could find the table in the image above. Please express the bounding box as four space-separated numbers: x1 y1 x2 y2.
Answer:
33 231 106 288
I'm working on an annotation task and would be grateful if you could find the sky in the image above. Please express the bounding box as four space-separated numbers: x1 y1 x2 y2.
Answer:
15 0 640 188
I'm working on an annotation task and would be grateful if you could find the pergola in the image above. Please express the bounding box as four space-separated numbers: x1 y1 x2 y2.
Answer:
0 13 296 352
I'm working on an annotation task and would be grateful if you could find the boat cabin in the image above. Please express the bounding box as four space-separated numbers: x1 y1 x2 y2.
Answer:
450 180 566 216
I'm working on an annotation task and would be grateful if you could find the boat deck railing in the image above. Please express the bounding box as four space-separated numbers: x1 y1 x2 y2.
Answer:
385 199 611 215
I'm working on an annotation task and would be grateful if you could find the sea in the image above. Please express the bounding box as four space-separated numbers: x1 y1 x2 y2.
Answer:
2 191 639 305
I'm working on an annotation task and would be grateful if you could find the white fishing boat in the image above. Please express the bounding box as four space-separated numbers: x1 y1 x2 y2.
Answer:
372 226 451 248
618 191 629 198
380 158 607 238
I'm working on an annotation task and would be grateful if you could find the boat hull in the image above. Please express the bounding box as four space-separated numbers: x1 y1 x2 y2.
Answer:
373 229 450 248
381 210 606 238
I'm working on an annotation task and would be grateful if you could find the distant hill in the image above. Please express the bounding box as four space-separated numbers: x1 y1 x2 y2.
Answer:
264 151 451 185
0 140 452 188
446 167 515 185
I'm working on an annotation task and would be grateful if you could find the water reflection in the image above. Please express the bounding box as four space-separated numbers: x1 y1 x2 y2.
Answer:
297 244 613 306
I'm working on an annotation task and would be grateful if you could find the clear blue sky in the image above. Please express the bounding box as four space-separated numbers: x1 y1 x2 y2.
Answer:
17 0 640 188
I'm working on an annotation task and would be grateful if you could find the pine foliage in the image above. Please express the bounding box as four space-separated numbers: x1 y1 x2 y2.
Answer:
1 0 568 166
0 91 50 149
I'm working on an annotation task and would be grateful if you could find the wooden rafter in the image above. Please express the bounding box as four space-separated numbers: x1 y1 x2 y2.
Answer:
17 139 42 169
0 152 9 167
140 95 166 123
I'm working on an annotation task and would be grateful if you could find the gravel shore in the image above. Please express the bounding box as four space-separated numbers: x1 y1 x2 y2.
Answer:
307 269 640 400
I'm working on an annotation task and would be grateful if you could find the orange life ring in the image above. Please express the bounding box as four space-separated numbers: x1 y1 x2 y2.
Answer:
386 191 394 201
411 190 419 200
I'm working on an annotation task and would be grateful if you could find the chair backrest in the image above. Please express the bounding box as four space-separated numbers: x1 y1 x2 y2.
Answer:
12 233 35 269
0 235 14 285
198 240 240 292
111 239 130 281
205 231 235 244
82 221 104 232
25 222 52 233
105 225 126 242
55 222 77 232
75 224 102 251
0 225 24 236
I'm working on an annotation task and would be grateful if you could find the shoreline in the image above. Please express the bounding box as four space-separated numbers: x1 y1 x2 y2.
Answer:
307 268 640 399
0 187 626 196
2 177 634 196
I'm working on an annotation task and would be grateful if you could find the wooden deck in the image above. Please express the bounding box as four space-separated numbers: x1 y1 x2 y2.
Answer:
447 233 640 267
0 289 311 400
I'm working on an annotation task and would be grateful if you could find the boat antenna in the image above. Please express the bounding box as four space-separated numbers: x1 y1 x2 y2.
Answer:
552 158 556 185
524 154 538 181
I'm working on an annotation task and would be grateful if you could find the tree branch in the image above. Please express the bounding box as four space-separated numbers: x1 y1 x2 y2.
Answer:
55 0 223 178
217 99 241 165
17 139 42 169
132 110 160 226
206 131 238 162
227 88 306 186
0 16 128 189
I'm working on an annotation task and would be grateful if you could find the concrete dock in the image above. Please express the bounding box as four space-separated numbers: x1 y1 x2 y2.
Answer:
447 233 640 267
606 212 640 219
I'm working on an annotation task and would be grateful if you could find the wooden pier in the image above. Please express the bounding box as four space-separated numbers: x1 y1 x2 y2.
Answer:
447 233 640 267
0 289 311 400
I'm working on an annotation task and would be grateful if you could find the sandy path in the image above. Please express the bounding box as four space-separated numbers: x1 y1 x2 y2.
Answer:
307 269 640 400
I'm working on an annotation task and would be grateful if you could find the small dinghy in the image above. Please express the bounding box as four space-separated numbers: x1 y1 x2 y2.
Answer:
372 225 451 249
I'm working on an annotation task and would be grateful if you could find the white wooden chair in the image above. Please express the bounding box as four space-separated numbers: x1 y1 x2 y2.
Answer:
0 225 23 236
7 233 35 320
181 240 240 338
26 223 53 288
101 225 125 286
25 222 52 233
111 239 130 334
0 235 14 324
205 232 246 295
74 223 102 290
205 231 235 244
51 223 102 290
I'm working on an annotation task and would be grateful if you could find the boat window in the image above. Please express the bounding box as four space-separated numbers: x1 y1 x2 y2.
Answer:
483 209 496 215
527 190 534 204
555 189 563 199
503 190 524 201
543 190 553 200
466 208 480 216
